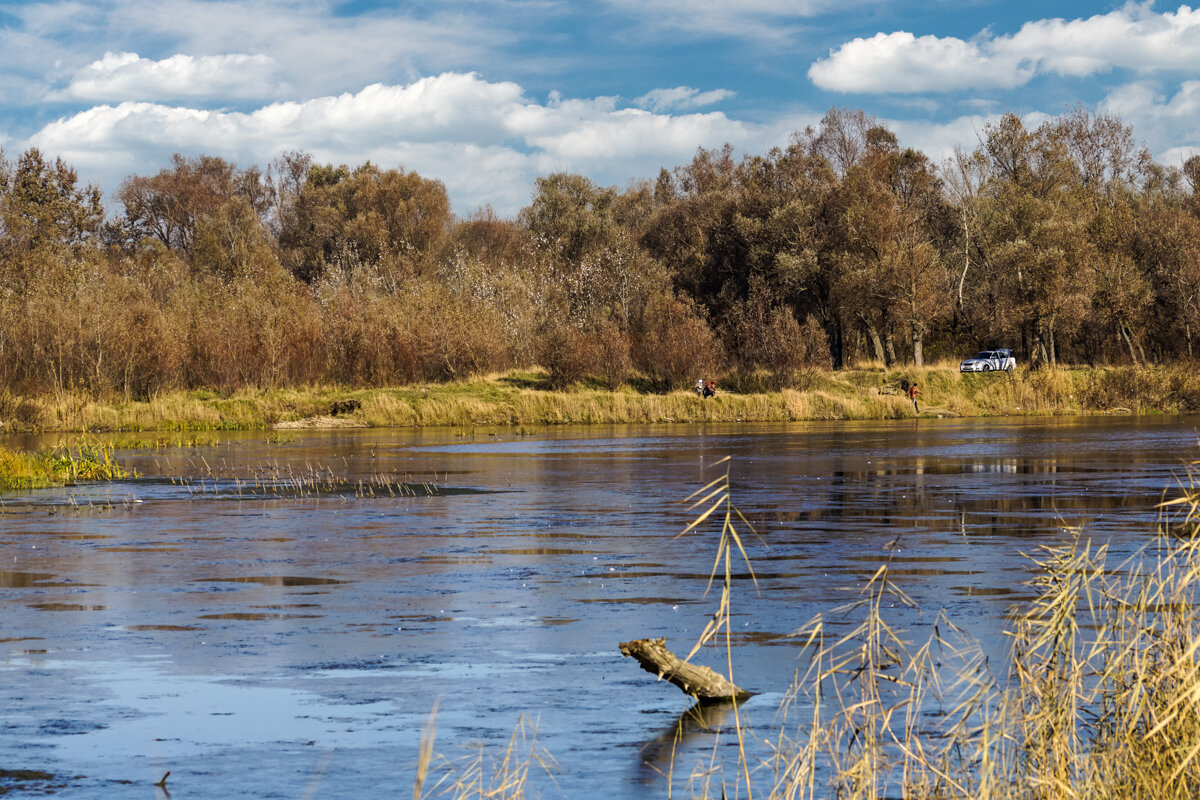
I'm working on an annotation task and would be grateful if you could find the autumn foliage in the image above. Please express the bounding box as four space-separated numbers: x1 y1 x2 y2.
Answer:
1 107 1198 400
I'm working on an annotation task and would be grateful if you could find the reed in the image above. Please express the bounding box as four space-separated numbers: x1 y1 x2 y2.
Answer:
165 458 442 501
411 714 557 800
110 433 219 449
662 458 1200 799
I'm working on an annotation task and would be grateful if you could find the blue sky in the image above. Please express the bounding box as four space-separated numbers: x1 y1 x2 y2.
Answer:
2 0 1199 215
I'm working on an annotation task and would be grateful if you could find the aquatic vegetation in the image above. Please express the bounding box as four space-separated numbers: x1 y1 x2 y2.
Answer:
110 433 218 450
702 460 1200 798
0 442 134 490
412 711 557 800
169 459 444 501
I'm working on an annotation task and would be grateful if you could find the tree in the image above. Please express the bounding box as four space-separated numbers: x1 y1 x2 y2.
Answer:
0 148 104 291
971 114 1096 365
118 154 268 258
642 137 842 365
1138 206 1200 359
275 158 451 286
833 129 950 365
521 173 666 331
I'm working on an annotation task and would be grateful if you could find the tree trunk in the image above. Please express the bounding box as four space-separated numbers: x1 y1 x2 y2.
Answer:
827 318 844 369
883 328 898 368
911 321 924 367
958 211 970 310
864 318 886 364
1119 323 1140 366
1031 317 1051 369
619 638 752 703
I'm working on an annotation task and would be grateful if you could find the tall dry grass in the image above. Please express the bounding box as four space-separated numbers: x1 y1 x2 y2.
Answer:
669 459 1200 799
4 364 1199 433
0 256 516 402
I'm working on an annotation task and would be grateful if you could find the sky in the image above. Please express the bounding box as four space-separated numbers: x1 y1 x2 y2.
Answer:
3 0 1200 217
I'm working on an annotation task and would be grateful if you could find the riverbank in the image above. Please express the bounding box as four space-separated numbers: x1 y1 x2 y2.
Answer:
1 364 1197 434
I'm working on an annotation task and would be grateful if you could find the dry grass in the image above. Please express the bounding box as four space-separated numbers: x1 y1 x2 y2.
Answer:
665 458 1200 799
412 712 558 800
1 364 1197 433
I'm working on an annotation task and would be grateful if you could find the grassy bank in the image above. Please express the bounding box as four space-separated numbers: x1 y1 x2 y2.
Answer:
1 363 1198 434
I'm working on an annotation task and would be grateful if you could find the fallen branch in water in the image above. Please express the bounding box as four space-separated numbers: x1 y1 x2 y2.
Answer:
619 638 751 703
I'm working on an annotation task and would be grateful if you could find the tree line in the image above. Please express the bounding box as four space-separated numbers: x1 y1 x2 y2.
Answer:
1 107 1198 399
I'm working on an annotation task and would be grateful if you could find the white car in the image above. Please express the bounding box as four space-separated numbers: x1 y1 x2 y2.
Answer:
960 348 1016 373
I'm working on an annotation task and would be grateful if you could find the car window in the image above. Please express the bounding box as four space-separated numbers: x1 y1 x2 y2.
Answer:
974 351 991 359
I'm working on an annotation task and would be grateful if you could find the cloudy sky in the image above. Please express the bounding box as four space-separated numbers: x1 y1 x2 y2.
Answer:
3 0 1200 216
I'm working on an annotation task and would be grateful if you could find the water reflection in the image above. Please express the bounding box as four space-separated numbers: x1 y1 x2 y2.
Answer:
635 700 739 786
0 571 55 588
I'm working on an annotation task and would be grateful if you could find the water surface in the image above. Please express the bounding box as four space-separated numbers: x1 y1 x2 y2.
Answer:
2 415 1197 797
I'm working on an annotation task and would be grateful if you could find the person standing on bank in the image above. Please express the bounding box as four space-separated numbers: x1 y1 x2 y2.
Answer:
907 382 921 414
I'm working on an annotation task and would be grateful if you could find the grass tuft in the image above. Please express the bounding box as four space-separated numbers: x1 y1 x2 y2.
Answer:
0 442 135 490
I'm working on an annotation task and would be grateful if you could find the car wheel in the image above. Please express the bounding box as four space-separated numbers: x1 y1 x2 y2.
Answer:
1005 364 1014 372
982 364 992 371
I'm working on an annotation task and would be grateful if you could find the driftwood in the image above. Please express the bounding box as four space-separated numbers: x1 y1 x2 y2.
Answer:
619 638 752 703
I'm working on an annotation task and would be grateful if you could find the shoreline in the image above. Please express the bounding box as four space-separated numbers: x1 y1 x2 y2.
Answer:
1 364 1196 435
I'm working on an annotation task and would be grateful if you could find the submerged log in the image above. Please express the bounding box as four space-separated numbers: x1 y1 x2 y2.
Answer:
619 638 752 703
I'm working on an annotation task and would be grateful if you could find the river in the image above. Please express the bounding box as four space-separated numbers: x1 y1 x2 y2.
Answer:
2 415 1198 798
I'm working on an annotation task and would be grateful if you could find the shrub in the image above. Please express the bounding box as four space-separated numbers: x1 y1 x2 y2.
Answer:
632 292 723 390
721 276 832 391
536 321 591 389
588 318 633 390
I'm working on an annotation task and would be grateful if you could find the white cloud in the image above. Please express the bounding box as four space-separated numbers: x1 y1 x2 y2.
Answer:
27 72 765 216
810 3 1200 94
809 32 1034 93
54 52 282 102
888 115 997 163
0 0 507 107
635 86 736 112
1097 79 1200 164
